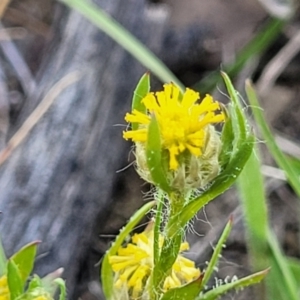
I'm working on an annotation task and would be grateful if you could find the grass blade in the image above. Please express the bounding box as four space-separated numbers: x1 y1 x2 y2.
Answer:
59 0 183 89
200 217 233 289
237 149 269 270
267 231 299 300
245 80 300 197
237 146 298 300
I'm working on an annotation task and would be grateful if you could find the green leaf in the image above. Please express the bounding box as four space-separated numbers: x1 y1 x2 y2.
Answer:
58 0 183 89
41 268 64 296
152 231 183 295
246 80 300 198
285 155 300 175
146 115 171 193
131 73 150 130
167 74 254 235
11 241 40 285
238 150 298 300
200 269 269 300
237 148 269 271
221 72 247 143
160 275 203 300
27 275 43 291
168 134 254 237
54 278 67 300
287 257 300 282
153 190 164 265
7 259 23 299
267 231 299 300
218 115 234 169
201 218 233 289
0 236 7 276
101 201 156 299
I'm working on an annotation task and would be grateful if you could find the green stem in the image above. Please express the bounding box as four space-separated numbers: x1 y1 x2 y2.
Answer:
151 231 183 299
150 193 185 299
153 190 164 265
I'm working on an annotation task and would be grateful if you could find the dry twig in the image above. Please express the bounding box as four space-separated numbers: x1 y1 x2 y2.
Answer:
0 0 10 19
257 29 300 96
0 23 36 95
0 71 81 166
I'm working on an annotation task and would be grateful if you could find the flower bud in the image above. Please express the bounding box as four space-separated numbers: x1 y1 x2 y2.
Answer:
124 83 225 193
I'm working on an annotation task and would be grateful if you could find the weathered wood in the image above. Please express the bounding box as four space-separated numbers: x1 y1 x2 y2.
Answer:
0 0 213 297
0 0 170 297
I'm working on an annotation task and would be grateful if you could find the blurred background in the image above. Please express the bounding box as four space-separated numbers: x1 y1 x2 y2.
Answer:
0 0 299 299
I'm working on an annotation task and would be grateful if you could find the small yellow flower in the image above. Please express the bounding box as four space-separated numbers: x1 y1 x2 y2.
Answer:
109 230 200 299
32 295 52 300
0 275 9 300
124 83 224 170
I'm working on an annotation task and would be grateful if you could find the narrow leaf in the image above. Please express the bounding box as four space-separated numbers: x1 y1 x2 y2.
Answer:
237 148 269 271
54 278 67 300
221 72 247 143
238 83 299 300
7 260 23 299
218 115 234 169
27 275 43 291
267 231 299 300
10 241 40 285
287 257 300 282
0 236 7 276
246 80 300 198
146 115 171 193
160 275 203 300
131 73 150 130
153 190 164 265
101 201 155 299
201 269 269 300
152 231 183 292
201 217 233 289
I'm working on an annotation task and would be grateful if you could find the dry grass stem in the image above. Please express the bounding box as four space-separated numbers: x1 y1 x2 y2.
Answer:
0 0 10 18
0 23 36 94
0 71 81 166
261 165 286 181
257 29 300 96
5 7 51 37
275 134 300 158
0 27 27 40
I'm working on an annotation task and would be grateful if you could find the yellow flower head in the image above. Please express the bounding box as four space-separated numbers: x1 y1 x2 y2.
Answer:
32 295 52 300
0 276 9 300
108 230 200 299
123 83 225 171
